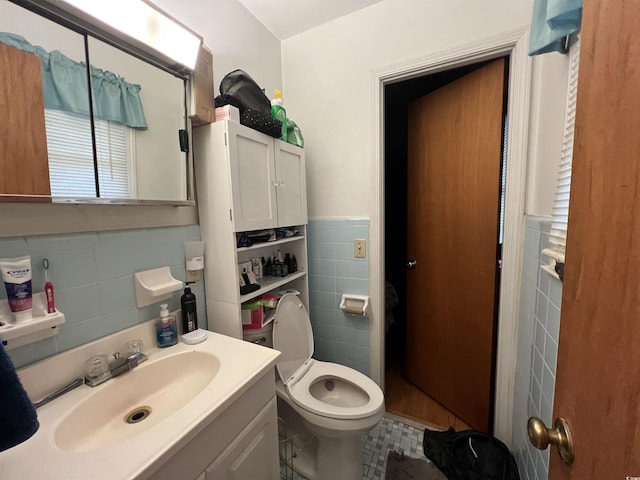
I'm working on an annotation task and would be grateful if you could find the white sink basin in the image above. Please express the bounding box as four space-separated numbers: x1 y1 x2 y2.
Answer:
2 325 280 480
55 350 220 452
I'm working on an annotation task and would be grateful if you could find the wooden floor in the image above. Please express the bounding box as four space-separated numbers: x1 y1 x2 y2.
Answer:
384 352 473 432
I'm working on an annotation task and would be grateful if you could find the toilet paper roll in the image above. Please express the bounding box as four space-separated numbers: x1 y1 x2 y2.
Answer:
343 306 364 315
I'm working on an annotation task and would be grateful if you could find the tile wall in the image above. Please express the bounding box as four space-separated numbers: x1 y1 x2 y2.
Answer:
511 216 562 480
1 226 206 369
306 218 370 375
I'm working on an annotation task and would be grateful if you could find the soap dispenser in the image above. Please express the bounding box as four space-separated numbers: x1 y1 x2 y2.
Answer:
180 283 198 334
156 304 178 348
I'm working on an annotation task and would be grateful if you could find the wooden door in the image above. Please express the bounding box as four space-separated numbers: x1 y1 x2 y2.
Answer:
406 58 505 432
548 0 640 477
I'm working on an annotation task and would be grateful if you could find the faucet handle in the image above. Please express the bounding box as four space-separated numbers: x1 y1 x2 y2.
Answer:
125 339 144 355
85 354 109 383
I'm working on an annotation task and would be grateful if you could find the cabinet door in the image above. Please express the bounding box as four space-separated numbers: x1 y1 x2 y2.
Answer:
205 399 279 480
275 141 307 227
228 122 278 231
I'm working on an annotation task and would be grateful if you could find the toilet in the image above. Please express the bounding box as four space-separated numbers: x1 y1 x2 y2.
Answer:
272 293 385 480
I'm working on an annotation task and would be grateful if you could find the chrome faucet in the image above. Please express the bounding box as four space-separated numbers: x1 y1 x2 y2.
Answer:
108 351 148 378
84 340 147 387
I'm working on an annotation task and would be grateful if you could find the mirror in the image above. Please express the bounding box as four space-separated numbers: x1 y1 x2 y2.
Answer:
0 0 192 204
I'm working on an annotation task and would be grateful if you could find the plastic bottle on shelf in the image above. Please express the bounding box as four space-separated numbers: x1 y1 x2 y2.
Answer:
180 283 198 334
271 89 287 142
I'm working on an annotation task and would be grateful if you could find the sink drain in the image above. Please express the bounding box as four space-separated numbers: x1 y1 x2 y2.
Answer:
125 406 152 424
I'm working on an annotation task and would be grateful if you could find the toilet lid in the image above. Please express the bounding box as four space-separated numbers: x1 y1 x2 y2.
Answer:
272 293 314 384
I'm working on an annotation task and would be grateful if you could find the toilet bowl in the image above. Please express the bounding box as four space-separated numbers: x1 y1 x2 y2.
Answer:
272 293 385 480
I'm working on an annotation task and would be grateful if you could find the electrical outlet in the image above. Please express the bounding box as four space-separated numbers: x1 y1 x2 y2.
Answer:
354 239 366 258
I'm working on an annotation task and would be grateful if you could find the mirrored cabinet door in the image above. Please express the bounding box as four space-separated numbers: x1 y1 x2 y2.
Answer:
0 0 192 204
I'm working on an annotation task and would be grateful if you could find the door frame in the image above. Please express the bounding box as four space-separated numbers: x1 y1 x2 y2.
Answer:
370 27 531 444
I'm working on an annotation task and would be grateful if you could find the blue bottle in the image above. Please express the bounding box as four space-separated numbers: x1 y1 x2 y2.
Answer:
156 303 178 347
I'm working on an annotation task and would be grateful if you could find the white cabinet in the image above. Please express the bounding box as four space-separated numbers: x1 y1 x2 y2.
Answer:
194 121 309 339
209 120 307 232
273 141 307 228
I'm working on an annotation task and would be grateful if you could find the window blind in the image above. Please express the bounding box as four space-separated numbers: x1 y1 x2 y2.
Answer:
544 37 581 265
95 120 132 198
45 109 132 198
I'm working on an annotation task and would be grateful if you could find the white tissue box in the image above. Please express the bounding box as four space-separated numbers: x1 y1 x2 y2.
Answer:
215 105 240 123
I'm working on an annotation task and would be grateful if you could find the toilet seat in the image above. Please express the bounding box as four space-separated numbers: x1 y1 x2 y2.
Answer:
286 359 384 419
273 294 384 420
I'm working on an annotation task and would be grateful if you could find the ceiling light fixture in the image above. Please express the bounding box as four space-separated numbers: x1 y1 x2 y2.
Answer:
57 0 201 70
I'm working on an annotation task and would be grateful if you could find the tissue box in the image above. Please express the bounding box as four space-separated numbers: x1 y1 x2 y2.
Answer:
241 297 277 329
215 105 240 123
241 302 264 329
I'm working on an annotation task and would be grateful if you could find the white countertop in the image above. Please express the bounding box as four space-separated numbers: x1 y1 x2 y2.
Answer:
0 331 280 480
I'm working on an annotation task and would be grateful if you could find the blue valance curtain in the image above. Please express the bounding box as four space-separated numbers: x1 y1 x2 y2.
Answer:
0 32 147 129
529 0 582 55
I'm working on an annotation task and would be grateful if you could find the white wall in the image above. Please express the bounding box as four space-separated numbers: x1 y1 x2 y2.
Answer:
526 53 570 215
282 0 535 217
152 0 283 97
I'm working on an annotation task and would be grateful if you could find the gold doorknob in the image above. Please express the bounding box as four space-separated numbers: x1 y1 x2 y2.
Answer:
527 417 575 465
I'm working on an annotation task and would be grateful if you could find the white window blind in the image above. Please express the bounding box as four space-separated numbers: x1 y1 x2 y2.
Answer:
543 37 581 267
45 109 133 198
95 120 132 198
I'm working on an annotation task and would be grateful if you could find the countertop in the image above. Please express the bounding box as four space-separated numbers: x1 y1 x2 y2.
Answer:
0 331 280 480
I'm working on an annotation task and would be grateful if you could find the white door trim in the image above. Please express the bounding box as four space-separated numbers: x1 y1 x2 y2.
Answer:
370 27 531 444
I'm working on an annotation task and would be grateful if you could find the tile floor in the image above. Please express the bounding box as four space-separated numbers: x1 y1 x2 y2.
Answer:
283 413 430 480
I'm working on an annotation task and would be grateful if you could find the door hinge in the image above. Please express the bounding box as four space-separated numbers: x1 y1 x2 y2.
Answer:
224 132 227 146
229 209 232 222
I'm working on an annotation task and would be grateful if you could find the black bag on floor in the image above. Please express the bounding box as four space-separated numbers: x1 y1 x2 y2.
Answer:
215 69 282 137
423 428 520 480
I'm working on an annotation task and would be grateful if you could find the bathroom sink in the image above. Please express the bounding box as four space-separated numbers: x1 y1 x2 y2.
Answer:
54 350 220 452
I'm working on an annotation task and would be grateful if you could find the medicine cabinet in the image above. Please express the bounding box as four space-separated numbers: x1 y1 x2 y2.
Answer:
0 0 204 205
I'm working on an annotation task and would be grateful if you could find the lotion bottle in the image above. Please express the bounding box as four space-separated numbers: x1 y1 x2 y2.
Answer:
156 303 178 348
180 283 198 334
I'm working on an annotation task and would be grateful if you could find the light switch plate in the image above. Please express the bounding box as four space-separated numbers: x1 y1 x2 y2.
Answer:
354 239 366 258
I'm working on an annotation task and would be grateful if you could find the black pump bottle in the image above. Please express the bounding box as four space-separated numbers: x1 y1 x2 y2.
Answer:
181 283 198 333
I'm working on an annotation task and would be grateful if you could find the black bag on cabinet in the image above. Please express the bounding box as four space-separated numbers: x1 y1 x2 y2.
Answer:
215 69 282 138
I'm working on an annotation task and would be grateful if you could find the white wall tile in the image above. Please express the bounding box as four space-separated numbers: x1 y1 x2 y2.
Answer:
307 217 370 375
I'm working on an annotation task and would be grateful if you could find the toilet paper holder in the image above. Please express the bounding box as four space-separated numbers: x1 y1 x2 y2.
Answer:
340 294 369 316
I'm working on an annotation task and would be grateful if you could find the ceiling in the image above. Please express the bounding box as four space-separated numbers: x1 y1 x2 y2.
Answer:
236 0 383 40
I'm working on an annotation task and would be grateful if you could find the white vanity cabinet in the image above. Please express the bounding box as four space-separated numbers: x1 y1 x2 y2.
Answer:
149 372 280 480
204 399 279 479
194 121 309 339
